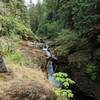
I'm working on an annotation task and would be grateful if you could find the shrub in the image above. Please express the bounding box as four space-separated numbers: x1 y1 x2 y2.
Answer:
53 72 75 98
1 16 15 36
44 21 63 35
0 16 33 39
55 29 80 55
35 20 63 37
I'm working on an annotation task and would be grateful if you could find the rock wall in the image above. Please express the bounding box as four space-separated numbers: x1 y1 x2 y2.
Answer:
54 41 100 99
68 47 100 100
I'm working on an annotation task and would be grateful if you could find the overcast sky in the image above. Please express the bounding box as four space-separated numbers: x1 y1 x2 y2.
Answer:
24 0 43 5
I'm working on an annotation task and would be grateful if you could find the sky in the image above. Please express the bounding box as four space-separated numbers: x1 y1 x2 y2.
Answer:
24 0 43 6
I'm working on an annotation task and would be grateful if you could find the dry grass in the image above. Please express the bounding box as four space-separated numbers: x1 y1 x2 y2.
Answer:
19 40 46 68
0 64 55 100
0 39 56 100
0 64 54 88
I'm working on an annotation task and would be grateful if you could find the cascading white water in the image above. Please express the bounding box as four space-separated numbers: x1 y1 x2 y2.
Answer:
43 45 61 87
46 61 61 87
43 47 51 58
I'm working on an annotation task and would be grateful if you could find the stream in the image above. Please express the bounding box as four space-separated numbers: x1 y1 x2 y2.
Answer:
43 44 61 87
35 40 98 100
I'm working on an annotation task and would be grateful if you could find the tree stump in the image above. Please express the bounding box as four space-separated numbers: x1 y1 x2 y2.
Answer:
0 55 7 72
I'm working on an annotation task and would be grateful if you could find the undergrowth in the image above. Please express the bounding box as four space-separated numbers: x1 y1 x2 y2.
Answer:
0 35 31 66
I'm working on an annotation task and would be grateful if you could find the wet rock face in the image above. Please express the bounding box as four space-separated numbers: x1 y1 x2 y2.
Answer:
68 48 100 100
0 55 7 72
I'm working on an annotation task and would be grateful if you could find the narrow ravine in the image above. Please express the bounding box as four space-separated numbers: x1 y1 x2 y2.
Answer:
41 40 98 100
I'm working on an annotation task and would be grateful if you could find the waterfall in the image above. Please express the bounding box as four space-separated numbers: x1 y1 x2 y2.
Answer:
43 47 51 58
47 61 61 87
43 45 61 87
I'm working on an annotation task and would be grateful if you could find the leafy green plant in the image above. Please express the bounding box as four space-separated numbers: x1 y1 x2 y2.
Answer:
86 63 96 80
53 72 75 98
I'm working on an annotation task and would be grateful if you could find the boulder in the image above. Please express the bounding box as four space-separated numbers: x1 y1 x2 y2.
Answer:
0 55 7 72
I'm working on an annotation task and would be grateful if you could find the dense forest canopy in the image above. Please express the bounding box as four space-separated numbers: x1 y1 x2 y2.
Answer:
29 0 100 34
29 0 100 54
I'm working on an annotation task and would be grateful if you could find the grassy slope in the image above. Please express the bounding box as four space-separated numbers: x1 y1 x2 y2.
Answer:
0 37 55 100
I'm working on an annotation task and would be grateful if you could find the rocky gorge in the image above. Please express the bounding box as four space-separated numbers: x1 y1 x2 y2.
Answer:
53 41 100 100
